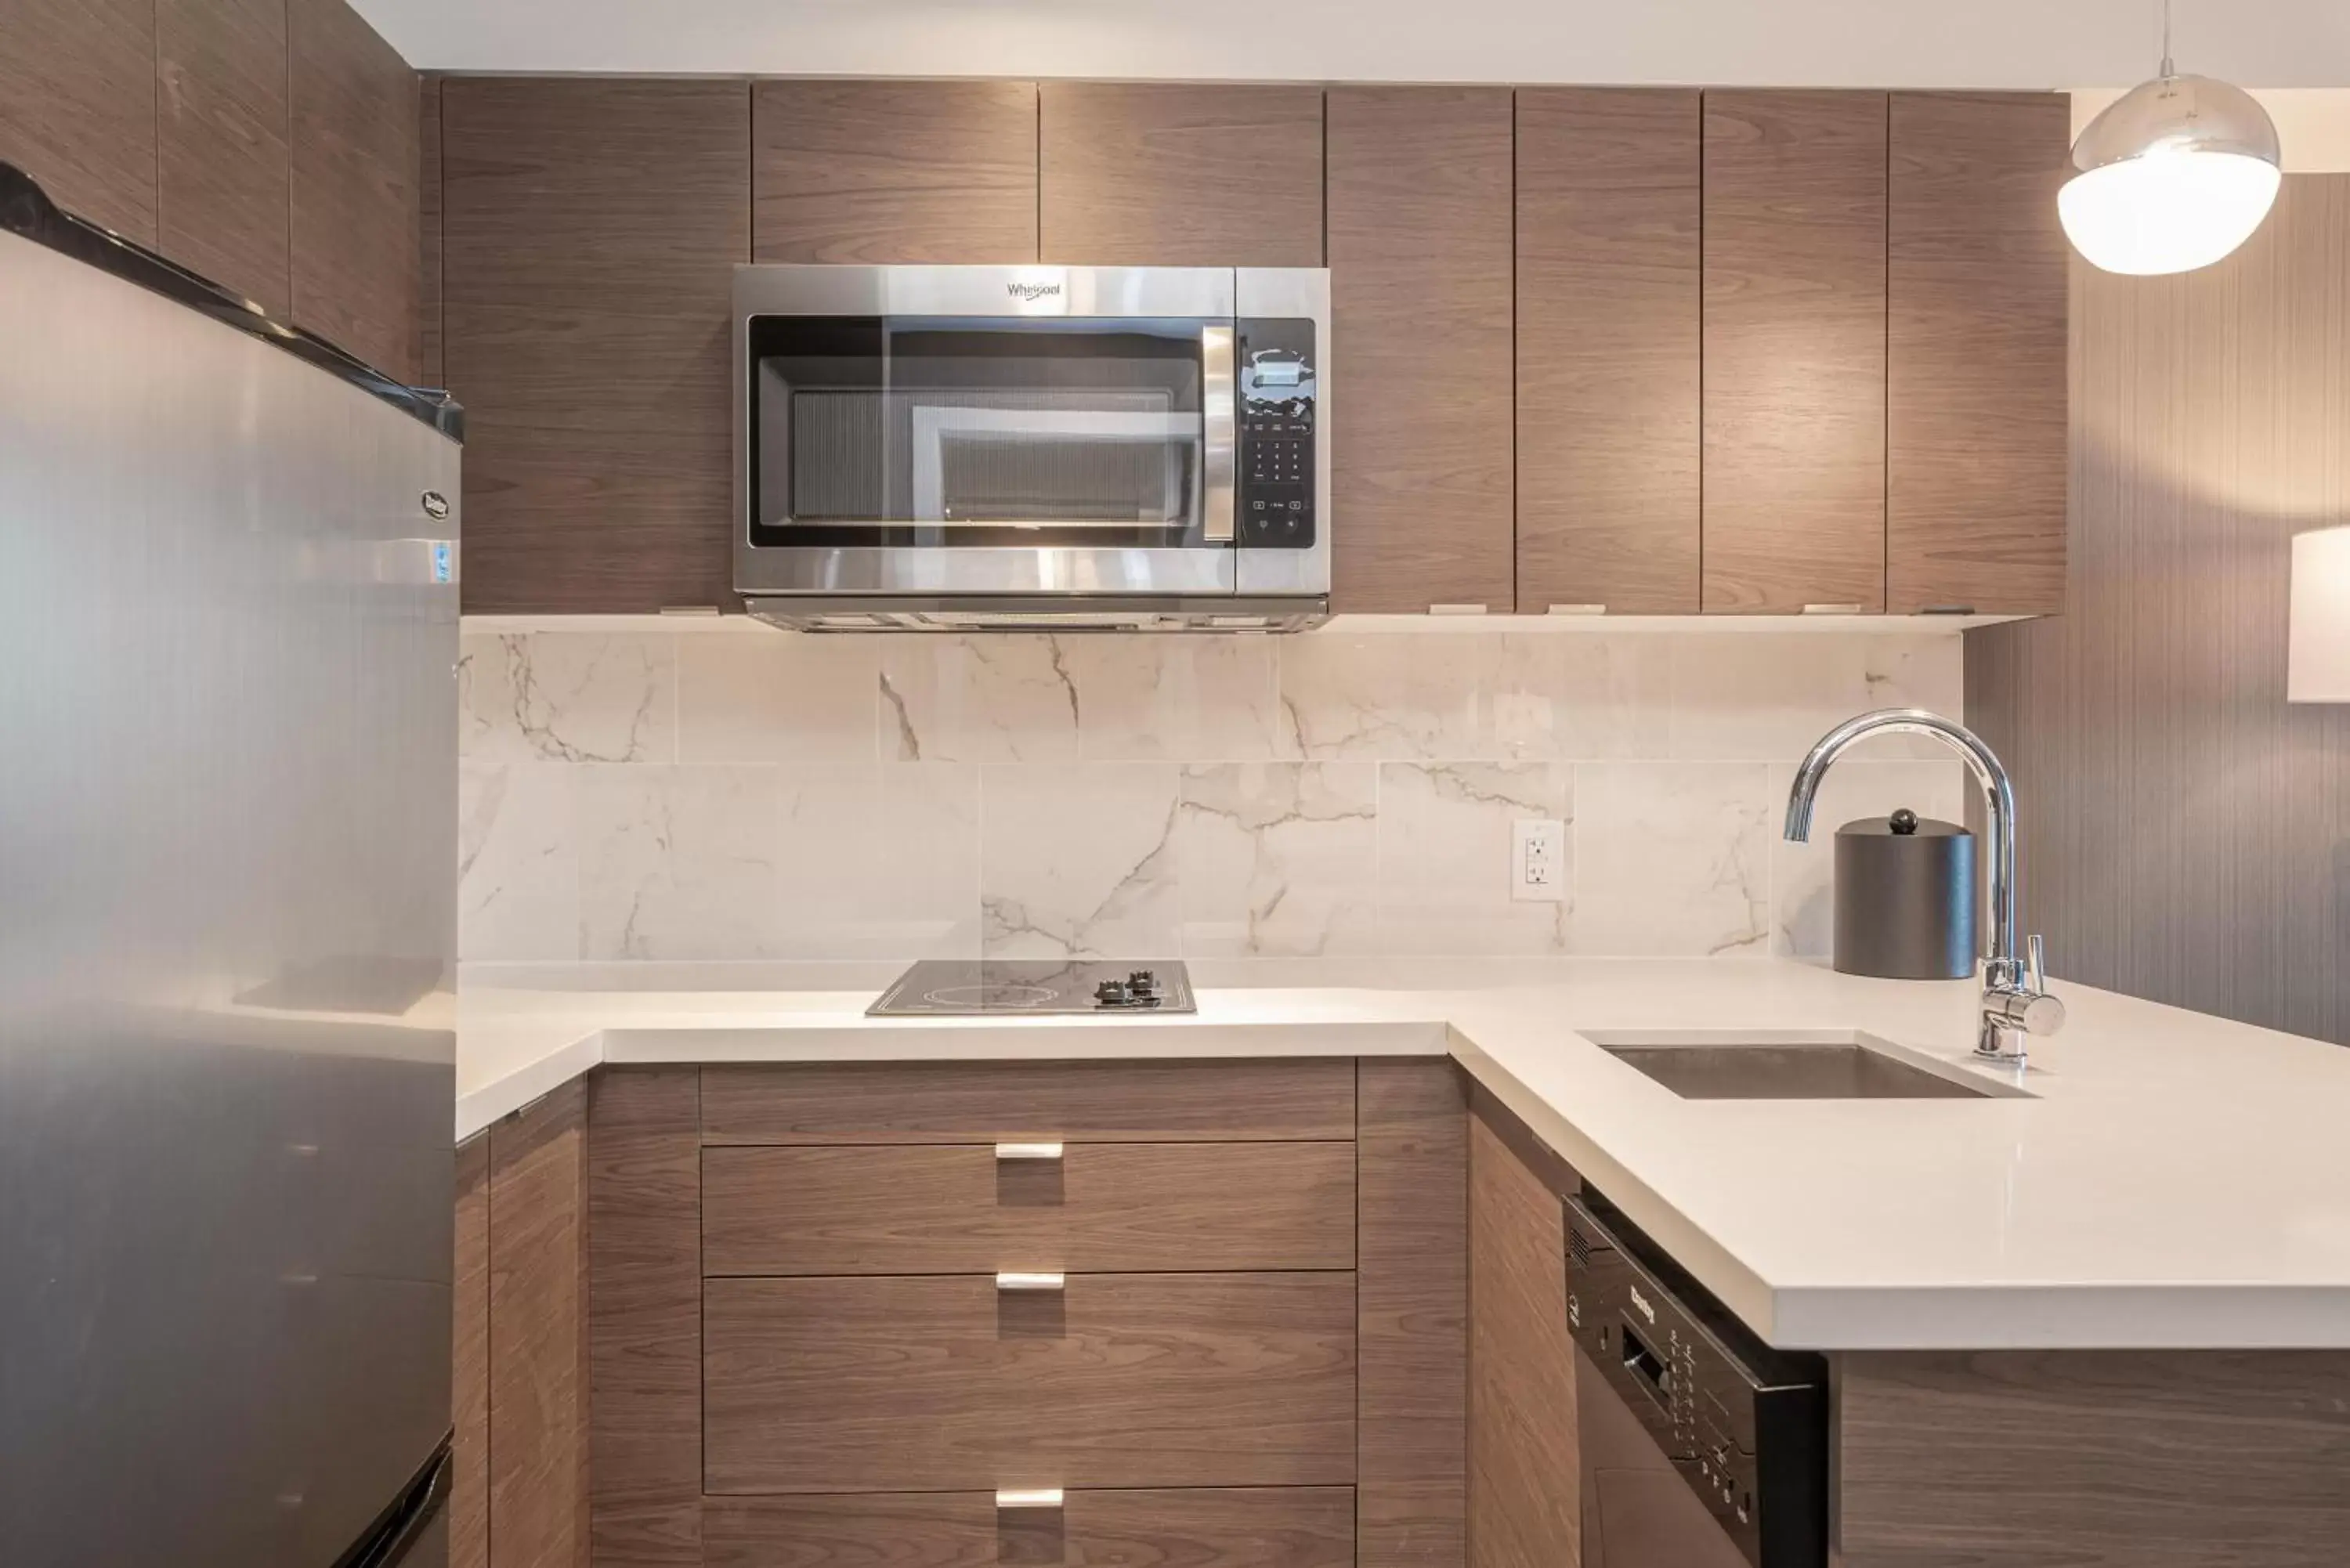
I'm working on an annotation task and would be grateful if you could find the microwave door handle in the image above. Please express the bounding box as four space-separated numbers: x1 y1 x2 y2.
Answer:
1201 323 1236 544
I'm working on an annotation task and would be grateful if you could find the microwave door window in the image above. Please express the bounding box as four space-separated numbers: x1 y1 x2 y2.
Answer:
748 316 1213 550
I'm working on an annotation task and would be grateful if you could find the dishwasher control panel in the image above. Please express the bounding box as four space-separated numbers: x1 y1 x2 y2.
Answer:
1566 1193 1828 1568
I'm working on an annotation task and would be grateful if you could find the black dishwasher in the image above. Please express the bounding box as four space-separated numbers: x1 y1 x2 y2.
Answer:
1565 1192 1828 1568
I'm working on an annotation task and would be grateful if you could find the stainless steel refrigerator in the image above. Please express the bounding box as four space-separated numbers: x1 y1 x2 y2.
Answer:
0 164 459 1567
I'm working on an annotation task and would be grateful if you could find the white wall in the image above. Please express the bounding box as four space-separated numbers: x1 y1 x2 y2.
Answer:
357 0 2348 88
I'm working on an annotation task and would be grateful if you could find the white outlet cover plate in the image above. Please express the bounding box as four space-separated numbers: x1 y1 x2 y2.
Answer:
1511 818 1568 903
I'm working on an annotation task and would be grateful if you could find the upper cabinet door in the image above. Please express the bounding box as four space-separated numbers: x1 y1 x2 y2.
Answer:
1888 92 2069 616
754 79 1039 264
0 0 157 244
1516 88 1701 615
1327 85 1514 615
1701 90 1888 614
157 0 292 318
1039 83 1323 266
289 0 418 381
443 78 750 614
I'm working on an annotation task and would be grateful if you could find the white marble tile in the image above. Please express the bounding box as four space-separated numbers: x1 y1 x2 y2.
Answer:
1572 761 1773 956
1666 633 1966 761
1070 636 1282 761
676 634 879 764
1488 634 1675 760
459 631 675 765
576 766 782 960
458 762 578 960
1376 761 1574 956
1278 633 1486 759
775 764 982 959
1176 762 1379 956
880 636 1082 764
980 765 1183 959
1768 758 1970 961
1278 632 1670 761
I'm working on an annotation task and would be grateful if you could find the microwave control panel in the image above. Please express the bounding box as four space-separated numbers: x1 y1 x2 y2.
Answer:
1235 320 1318 549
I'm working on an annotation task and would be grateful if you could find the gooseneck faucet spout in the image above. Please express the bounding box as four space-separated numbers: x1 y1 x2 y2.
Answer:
1784 709 2063 1065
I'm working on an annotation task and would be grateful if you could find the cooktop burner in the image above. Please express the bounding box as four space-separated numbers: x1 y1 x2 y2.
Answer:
867 959 1195 1017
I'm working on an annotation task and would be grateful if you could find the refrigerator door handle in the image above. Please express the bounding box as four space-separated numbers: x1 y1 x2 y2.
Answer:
327 1435 453 1568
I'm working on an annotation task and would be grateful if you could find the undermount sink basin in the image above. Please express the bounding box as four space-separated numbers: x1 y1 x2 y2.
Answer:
1588 1031 2019 1100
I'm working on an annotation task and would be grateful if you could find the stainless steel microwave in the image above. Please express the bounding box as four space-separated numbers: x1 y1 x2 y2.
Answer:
732 265 1329 631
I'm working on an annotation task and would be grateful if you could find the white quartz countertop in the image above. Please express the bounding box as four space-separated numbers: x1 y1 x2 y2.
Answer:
456 956 2350 1353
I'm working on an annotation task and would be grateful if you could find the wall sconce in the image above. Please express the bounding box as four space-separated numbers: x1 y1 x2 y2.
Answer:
2287 525 2350 703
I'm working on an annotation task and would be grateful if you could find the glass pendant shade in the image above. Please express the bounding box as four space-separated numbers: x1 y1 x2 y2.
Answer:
2059 74 2282 276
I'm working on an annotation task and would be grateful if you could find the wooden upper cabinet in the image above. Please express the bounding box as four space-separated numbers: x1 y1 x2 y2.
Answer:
1515 89 1701 615
157 0 292 316
1701 90 1889 614
442 78 750 614
1327 85 1514 614
418 76 442 388
1888 92 2070 616
754 79 1038 263
1039 83 1323 266
288 0 418 379
0 0 158 244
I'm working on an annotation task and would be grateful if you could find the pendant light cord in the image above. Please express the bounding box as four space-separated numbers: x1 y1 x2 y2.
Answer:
2160 0 2175 79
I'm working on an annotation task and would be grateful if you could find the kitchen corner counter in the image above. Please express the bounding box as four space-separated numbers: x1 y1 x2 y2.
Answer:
456 956 2350 1353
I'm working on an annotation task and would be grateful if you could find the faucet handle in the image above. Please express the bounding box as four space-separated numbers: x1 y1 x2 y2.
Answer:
2027 934 2048 993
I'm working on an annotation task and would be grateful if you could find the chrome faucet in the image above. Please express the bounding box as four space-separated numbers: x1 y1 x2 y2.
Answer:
1783 709 2064 1065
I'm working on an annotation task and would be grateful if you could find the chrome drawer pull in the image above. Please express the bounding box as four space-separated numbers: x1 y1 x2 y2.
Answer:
995 1271 1065 1292
996 1488 1065 1510
994 1141 1065 1162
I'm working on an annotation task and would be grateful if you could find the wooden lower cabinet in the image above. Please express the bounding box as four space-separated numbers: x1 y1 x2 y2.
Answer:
703 1488 1357 1568
702 1140 1358 1276
1466 1095 1581 1568
704 1271 1359 1494
700 1057 1358 1146
467 1059 1468 1568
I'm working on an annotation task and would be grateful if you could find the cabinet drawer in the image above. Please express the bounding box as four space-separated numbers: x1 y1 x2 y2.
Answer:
703 1488 1357 1568
703 1141 1358 1276
704 1272 1358 1494
700 1059 1358 1146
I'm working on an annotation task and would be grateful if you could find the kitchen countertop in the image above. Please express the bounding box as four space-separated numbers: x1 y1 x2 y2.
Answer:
456 956 2350 1353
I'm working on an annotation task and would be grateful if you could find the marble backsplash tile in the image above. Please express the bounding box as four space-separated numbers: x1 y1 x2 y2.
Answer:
456 625 1967 964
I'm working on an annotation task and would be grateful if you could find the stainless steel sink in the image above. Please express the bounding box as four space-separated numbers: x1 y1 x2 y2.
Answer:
1589 1033 2016 1100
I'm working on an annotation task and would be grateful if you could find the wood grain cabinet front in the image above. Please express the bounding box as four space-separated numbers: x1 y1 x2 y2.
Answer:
439 75 749 615
1325 84 1515 615
703 1140 1358 1276
701 1058 1358 1146
703 1271 1360 1494
1700 89 1890 615
1513 87 1702 616
1039 82 1324 266
704 1487 1358 1568
1886 91 2070 616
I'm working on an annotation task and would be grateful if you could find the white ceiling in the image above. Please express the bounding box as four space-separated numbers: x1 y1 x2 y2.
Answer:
356 0 2348 87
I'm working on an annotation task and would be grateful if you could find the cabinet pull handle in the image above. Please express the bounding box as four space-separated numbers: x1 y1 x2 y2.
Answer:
996 1489 1065 1510
1202 324 1235 544
1547 603 1607 616
1427 602 1488 616
1800 602 1867 616
996 1271 1065 1292
994 1141 1065 1162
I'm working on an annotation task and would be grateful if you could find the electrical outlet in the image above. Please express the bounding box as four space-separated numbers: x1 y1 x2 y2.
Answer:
1511 818 1567 903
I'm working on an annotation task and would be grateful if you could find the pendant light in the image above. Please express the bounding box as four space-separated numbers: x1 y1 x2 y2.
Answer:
2059 0 2282 276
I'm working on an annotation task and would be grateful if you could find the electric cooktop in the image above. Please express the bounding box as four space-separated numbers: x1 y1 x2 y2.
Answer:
866 959 1195 1017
